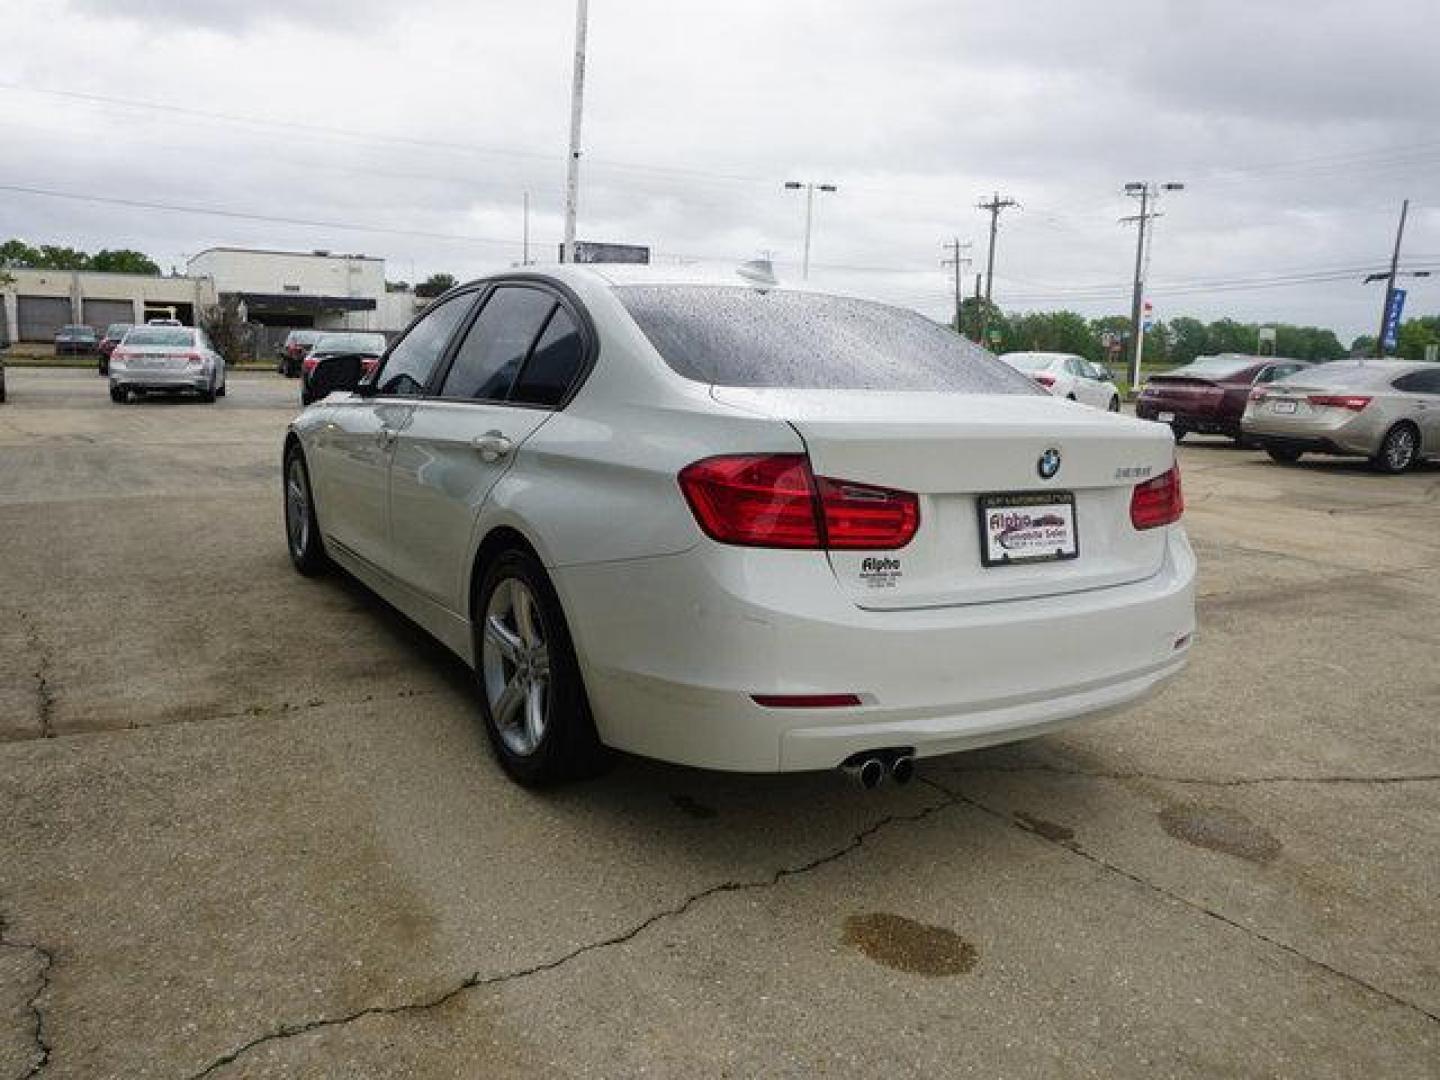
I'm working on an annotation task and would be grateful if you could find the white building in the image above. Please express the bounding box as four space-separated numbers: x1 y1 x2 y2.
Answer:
186 247 423 333
1 268 217 342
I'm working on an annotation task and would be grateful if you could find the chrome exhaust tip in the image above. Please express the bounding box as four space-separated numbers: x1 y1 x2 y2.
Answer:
842 757 887 790
890 755 915 785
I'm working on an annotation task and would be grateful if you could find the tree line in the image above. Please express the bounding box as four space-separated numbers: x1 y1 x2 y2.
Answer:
0 238 162 276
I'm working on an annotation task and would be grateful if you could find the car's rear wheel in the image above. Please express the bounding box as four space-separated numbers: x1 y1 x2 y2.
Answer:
1374 423 1419 474
475 549 608 786
1266 445 1302 464
1108 396 1121 412
109 385 126 404
1170 425 1186 442
283 447 328 575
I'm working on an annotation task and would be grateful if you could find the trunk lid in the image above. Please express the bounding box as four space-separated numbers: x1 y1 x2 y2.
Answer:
712 387 1176 610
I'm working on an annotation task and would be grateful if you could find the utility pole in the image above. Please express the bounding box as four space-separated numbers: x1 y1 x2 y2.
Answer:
976 193 1018 303
561 0 588 264
973 273 983 344
522 191 531 266
1376 199 1409 357
784 181 839 279
941 238 973 332
1120 181 1184 388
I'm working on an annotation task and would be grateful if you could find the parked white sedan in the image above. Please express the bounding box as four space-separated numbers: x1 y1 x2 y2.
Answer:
284 268 1195 786
1002 351 1122 411
109 325 226 403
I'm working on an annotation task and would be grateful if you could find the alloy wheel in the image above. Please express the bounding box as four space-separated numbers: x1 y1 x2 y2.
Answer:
1386 427 1417 472
482 577 550 757
285 456 310 558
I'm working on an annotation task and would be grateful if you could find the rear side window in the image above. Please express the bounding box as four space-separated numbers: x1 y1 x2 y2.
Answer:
440 287 556 402
1394 369 1440 394
510 307 585 407
616 286 1038 393
377 292 473 397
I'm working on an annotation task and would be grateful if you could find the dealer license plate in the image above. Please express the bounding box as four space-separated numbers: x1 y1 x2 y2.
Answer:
1272 399 1298 414
1157 411 1175 423
978 492 1079 567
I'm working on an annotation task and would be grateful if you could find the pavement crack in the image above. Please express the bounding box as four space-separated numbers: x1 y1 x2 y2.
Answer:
18 615 55 740
921 776 1440 1028
0 910 56 1079
185 794 955 1078
954 763 1440 787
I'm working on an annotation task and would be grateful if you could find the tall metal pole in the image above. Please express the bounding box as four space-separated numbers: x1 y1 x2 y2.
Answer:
562 0 588 264
1376 198 1409 357
522 191 531 266
1126 186 1150 388
802 184 815 280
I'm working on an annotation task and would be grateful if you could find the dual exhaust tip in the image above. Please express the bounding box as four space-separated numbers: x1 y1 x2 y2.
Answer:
841 750 915 790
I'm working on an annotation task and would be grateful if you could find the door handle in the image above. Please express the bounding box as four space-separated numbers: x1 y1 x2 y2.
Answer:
472 430 513 463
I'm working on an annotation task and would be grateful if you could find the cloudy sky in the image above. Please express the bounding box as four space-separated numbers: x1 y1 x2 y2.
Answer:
2 0 1436 341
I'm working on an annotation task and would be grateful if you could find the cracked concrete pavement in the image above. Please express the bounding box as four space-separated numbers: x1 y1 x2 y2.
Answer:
1 368 1436 1077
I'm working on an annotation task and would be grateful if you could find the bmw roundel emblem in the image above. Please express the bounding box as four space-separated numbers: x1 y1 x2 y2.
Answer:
1037 447 1062 480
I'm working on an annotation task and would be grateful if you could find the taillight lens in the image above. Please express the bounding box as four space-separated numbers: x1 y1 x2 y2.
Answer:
1033 374 1056 388
184 352 205 365
111 348 130 362
1248 388 1268 401
302 356 321 374
678 454 919 550
1308 394 1371 411
1130 465 1184 530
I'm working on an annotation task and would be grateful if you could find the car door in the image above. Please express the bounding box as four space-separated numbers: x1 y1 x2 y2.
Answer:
387 284 583 610
308 291 476 573
1394 368 1440 449
1065 356 1095 406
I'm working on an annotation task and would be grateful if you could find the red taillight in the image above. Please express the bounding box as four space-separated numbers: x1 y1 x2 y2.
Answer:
111 348 130 361
302 356 321 374
678 454 919 550
184 352 204 364
1033 374 1056 388
1249 388 1268 401
1308 394 1371 411
1130 465 1184 530
751 693 862 709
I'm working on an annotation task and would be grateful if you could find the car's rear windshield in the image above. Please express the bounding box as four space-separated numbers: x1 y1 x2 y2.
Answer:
125 328 194 347
615 285 1038 393
1275 363 1380 388
61 325 94 334
291 330 324 342
105 324 132 336
1003 353 1061 371
313 333 385 354
1162 355 1258 379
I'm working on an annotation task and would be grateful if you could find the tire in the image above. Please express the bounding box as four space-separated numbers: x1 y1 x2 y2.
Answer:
216 375 227 398
109 385 126 404
1108 396 1121 412
1171 425 1187 443
1373 424 1419 474
1266 445 1303 464
474 548 608 786
283 446 328 575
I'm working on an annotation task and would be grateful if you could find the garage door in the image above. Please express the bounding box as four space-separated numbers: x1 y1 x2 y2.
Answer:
83 299 135 329
17 296 73 342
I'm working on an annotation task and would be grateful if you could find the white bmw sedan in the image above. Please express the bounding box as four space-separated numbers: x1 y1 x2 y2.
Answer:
283 267 1195 786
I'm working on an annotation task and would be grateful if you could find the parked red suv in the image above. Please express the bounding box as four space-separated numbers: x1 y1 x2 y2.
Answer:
96 322 133 375
277 329 325 378
1136 355 1310 442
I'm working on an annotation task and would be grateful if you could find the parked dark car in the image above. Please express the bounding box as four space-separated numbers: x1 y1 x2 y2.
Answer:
1135 354 1311 441
55 325 100 356
0 341 7 403
96 322 134 375
300 332 386 405
278 329 325 377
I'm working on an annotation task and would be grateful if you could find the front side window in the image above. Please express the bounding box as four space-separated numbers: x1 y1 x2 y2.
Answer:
617 286 1038 393
439 287 555 402
376 292 474 397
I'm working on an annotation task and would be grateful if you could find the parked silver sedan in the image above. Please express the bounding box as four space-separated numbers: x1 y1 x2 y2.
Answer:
109 326 227 404
1243 360 1440 472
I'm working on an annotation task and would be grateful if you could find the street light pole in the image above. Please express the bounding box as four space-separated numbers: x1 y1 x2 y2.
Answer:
784 180 838 279
562 0 588 264
1121 181 1183 389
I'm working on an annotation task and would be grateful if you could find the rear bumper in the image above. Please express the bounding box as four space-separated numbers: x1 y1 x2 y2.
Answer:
110 369 210 392
1135 398 1239 435
1243 414 1379 457
553 529 1197 772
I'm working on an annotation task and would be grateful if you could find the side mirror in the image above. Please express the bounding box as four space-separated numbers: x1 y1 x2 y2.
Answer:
308 354 365 402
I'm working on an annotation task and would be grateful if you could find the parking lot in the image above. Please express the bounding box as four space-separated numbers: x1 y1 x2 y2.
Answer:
1 366 1437 1077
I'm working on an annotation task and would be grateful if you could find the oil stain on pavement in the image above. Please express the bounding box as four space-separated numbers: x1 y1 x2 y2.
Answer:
1159 803 1282 864
843 912 979 976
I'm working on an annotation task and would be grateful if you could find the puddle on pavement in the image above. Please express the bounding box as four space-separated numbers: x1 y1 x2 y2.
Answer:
670 794 718 819
1159 803 1281 864
1013 811 1075 843
843 912 978 976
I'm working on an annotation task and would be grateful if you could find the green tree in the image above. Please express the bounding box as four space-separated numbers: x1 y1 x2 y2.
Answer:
957 296 1007 349
1396 316 1440 361
416 272 457 298
36 244 89 270
0 239 41 267
1008 310 1095 359
88 249 160 275
1167 316 1208 365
